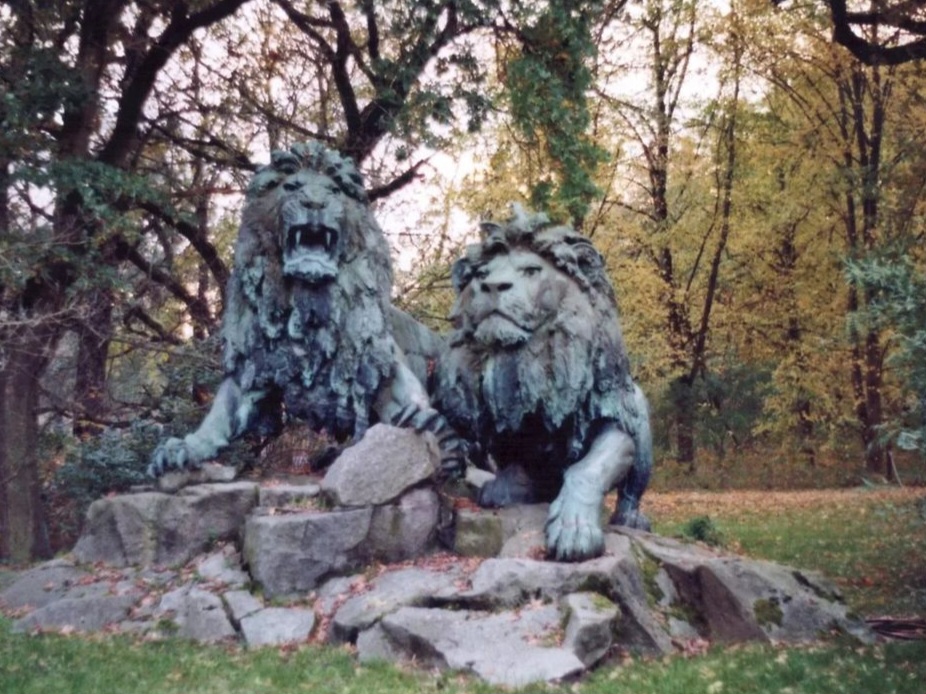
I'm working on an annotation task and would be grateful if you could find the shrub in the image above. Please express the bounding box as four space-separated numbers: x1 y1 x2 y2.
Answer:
681 515 725 547
52 423 157 506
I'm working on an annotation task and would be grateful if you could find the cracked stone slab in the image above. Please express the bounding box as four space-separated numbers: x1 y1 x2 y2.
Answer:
13 594 139 633
561 592 621 666
240 607 316 647
259 482 322 508
243 507 373 598
196 547 249 587
458 555 627 608
331 566 465 643
154 586 236 642
372 604 585 688
157 463 238 493
0 562 92 611
223 590 264 625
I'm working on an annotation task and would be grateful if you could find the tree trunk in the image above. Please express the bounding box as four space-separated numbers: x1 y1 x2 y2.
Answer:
848 284 886 477
676 406 696 466
834 58 889 479
862 328 885 476
670 374 696 465
0 335 52 563
74 287 114 437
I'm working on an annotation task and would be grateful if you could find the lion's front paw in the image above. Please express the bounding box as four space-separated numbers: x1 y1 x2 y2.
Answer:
148 437 205 478
545 479 605 562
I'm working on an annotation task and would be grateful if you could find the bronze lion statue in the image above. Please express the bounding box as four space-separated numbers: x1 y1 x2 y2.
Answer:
435 207 652 561
149 142 460 477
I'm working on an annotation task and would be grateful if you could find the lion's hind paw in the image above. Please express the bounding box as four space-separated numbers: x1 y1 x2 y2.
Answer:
610 508 652 532
476 465 535 508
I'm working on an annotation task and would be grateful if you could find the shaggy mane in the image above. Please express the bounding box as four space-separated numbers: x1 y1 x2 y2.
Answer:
440 208 642 467
219 143 397 440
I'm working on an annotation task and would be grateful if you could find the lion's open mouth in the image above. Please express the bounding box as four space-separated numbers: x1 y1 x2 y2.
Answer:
286 222 339 255
282 221 340 283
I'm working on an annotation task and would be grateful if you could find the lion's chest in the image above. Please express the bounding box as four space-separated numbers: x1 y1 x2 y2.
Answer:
236 285 394 439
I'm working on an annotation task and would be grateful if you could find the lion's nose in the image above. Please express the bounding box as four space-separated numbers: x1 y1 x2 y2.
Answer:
480 280 512 294
301 199 324 210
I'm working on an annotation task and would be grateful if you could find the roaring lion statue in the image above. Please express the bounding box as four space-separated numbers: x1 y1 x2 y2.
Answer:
435 207 652 561
149 142 460 477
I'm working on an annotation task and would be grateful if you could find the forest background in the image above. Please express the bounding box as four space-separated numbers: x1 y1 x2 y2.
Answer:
2 0 925 563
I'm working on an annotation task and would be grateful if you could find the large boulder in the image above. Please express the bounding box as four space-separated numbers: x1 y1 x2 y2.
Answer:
367 487 441 563
244 487 444 598
73 482 259 567
243 507 373 598
630 531 873 644
321 424 438 507
453 504 549 558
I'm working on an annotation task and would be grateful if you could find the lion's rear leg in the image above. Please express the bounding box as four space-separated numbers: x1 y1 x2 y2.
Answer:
476 464 537 507
545 426 635 562
609 384 653 531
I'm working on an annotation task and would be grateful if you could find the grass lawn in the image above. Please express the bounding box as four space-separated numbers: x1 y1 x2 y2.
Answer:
2 486 925 694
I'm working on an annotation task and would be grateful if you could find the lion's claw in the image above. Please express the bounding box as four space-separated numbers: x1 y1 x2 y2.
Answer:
148 437 203 478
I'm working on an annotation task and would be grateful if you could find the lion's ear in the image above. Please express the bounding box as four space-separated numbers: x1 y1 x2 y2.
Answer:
572 239 605 279
451 257 474 294
480 221 503 239
270 149 301 174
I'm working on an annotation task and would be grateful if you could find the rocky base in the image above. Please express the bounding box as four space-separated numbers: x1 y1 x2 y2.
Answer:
0 426 875 687
1 521 872 688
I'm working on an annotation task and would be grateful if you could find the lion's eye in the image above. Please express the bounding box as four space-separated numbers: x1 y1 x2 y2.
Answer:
283 180 302 192
473 268 489 281
521 265 542 277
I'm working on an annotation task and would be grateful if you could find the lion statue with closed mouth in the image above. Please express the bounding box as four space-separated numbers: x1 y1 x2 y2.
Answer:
149 142 461 477
435 207 653 561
